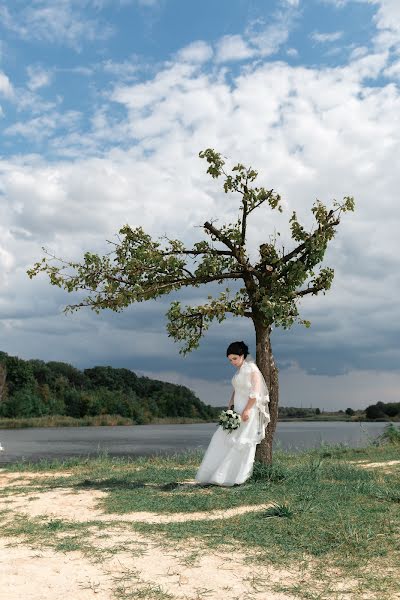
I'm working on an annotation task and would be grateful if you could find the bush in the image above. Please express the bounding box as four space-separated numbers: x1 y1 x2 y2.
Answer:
375 424 400 446
366 401 400 420
0 388 44 418
365 404 387 420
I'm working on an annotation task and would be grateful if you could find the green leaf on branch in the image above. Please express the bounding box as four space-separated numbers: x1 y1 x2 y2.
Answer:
28 148 355 353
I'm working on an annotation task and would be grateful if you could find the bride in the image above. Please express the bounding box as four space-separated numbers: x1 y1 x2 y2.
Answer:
195 341 270 486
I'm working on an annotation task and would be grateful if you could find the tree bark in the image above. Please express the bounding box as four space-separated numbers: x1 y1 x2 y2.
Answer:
254 321 279 464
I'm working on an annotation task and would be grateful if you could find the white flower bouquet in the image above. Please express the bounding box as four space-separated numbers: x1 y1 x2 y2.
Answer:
218 408 241 433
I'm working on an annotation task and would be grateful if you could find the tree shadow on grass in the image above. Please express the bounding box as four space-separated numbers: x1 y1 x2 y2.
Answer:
75 478 200 492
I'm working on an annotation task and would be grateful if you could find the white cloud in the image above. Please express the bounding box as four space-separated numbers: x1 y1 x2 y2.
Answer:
176 41 213 64
349 46 369 60
0 246 14 286
215 35 254 63
0 71 14 98
215 8 296 64
247 17 292 57
5 111 82 142
0 2 113 50
1 55 399 373
1 1 400 407
59 66 94 77
27 65 53 91
311 30 343 43
384 60 400 78
320 0 349 6
215 21 290 64
371 0 400 53
326 0 400 55
102 58 139 80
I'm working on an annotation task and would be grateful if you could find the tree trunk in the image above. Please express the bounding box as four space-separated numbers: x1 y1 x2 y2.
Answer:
254 321 279 464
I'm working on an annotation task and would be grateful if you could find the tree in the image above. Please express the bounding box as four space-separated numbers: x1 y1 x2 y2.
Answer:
4 355 36 395
365 403 386 420
0 361 7 405
28 149 354 463
345 407 355 416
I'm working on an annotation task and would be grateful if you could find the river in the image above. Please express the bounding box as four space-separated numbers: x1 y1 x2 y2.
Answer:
0 421 389 465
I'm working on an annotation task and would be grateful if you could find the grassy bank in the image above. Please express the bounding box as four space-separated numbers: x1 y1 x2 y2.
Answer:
0 414 215 429
1 414 397 429
0 426 399 599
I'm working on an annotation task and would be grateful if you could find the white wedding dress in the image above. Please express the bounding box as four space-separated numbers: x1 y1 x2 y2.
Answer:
195 359 270 486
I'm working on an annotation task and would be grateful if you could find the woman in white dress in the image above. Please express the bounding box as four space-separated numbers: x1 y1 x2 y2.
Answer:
195 341 270 486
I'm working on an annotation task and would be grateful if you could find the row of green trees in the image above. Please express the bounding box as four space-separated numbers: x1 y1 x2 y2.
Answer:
266 406 374 419
1 352 396 423
0 351 217 423
365 401 400 420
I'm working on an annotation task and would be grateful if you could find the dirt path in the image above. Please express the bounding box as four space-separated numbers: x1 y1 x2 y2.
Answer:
0 486 275 524
1 468 396 600
0 471 298 600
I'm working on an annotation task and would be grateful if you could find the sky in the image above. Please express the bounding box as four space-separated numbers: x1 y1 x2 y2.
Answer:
1 0 400 410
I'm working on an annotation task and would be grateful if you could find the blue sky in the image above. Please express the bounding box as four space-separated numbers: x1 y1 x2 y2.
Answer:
1 0 400 409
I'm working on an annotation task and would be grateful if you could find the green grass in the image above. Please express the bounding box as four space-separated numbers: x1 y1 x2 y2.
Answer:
0 415 215 428
374 422 400 445
1 440 399 599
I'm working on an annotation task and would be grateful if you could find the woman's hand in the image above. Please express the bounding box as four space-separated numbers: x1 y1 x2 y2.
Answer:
241 409 251 422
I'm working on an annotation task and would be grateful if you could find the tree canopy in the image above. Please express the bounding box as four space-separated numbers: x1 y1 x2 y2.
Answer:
27 148 355 463
0 352 216 422
28 149 354 353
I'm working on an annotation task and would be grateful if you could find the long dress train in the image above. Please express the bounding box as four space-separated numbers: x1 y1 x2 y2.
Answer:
195 359 270 486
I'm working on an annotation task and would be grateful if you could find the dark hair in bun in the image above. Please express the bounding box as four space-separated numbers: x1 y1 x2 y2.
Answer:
226 341 249 358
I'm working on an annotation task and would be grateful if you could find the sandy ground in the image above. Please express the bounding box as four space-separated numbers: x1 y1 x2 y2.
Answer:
0 470 302 600
0 535 301 600
348 459 400 471
0 469 397 600
0 485 277 524
357 459 400 469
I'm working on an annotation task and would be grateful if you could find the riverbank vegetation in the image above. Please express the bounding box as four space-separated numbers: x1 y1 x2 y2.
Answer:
0 414 211 429
1 351 399 430
0 351 217 425
0 428 399 599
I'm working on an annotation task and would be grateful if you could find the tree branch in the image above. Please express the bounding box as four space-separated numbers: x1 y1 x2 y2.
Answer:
280 217 339 267
240 174 249 245
117 271 245 301
203 221 237 254
246 189 275 216
161 249 232 257
203 221 257 275
169 311 205 338
295 285 323 297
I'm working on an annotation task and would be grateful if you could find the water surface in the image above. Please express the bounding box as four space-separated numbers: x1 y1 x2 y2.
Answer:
0 421 388 464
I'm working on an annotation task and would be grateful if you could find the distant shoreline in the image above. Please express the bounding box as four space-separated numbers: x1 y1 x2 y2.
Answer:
0 414 398 429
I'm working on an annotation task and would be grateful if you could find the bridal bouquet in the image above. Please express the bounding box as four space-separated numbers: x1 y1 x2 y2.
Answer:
218 409 241 433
